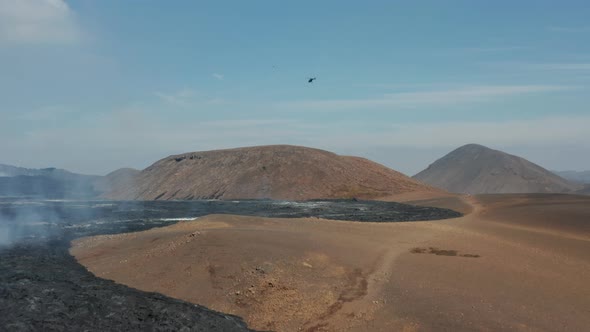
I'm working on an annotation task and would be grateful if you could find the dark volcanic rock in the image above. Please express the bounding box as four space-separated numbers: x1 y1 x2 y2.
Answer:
0 241 252 332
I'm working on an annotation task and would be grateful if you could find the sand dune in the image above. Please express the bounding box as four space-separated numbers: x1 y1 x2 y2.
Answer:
71 194 590 331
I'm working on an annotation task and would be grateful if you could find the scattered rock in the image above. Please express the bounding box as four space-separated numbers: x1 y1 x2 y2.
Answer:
410 247 480 258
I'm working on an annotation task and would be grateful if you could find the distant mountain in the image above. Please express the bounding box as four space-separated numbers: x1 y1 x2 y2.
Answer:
0 164 101 198
105 145 441 200
413 144 582 194
554 170 590 184
0 164 59 177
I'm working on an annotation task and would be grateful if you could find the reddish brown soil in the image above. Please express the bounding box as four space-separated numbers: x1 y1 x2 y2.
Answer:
71 194 590 331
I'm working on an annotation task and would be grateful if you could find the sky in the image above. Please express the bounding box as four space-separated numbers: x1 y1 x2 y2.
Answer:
1 0 589 176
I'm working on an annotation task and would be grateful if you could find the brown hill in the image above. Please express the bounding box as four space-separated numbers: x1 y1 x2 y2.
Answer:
105 145 439 200
413 144 581 194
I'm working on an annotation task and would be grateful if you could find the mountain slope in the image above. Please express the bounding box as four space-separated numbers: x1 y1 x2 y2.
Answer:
106 145 440 200
94 168 140 197
413 144 581 194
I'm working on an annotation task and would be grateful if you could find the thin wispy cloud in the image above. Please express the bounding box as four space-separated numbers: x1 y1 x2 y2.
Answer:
1 2 589 175
280 85 572 111
548 26 590 32
320 116 590 149
7 111 309 169
155 88 229 107
154 88 195 107
200 119 294 128
18 105 72 121
0 0 81 44
355 83 452 90
527 63 590 70
6 110 589 174
458 46 526 53
288 116 590 174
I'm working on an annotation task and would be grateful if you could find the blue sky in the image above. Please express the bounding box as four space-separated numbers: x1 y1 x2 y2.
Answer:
1 0 589 175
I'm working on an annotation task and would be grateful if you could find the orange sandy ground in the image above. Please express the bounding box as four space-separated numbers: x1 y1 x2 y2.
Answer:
71 194 590 331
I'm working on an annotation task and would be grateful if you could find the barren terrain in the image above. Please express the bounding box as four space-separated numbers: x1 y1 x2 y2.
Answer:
105 145 441 200
0 199 459 331
72 194 590 331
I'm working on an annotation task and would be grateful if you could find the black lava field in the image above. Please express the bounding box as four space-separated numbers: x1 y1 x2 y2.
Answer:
0 198 461 331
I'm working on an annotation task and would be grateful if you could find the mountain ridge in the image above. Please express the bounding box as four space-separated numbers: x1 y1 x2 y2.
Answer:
0 164 101 198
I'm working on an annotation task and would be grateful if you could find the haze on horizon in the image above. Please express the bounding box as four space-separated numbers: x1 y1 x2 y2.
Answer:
1 0 589 176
